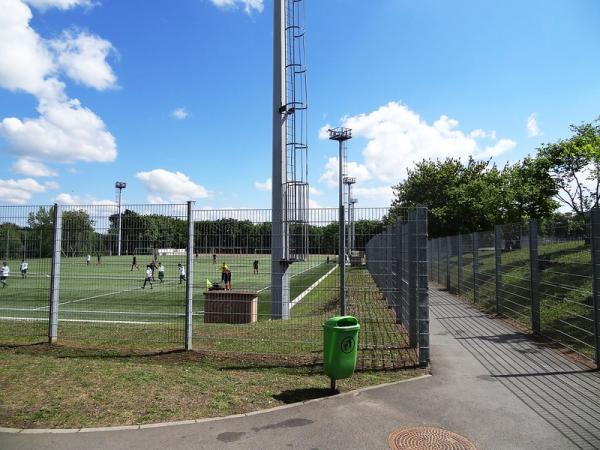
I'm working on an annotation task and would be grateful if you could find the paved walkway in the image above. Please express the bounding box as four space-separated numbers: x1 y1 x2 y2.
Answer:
2 287 600 449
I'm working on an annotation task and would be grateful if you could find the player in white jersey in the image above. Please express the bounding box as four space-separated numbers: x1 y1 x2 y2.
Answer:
20 259 28 278
158 262 165 283
142 265 153 289
178 263 186 284
1 261 9 288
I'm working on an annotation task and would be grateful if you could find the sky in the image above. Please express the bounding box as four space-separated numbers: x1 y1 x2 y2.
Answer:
0 0 599 209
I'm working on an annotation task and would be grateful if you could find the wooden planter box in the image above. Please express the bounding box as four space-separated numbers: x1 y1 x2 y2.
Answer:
203 290 258 324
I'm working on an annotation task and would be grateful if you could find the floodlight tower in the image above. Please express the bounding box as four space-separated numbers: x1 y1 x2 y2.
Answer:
343 176 356 256
272 0 309 320
349 197 358 254
328 127 352 315
115 181 126 256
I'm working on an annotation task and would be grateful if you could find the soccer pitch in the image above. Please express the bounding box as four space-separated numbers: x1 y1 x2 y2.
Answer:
0 254 333 330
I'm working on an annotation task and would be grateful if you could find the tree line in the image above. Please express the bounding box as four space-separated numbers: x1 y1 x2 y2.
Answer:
389 118 600 238
1 207 386 259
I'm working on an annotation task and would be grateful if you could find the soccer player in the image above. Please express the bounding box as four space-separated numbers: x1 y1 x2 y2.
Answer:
223 266 232 291
212 253 217 264
86 254 91 266
221 263 228 285
142 265 153 289
158 262 165 283
178 263 186 284
149 260 157 281
253 260 259 274
131 255 139 271
20 259 28 278
1 261 9 288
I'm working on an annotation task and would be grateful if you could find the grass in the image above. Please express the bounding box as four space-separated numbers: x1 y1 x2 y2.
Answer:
0 343 425 429
436 238 596 361
0 253 423 428
0 253 330 345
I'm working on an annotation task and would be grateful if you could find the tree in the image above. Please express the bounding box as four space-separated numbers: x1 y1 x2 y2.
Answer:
390 157 557 238
537 119 600 217
61 210 96 257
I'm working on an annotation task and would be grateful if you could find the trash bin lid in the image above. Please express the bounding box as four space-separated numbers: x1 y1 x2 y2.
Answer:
323 315 360 330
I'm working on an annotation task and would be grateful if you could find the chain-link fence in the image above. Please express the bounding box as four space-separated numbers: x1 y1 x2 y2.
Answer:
429 212 600 367
0 203 428 369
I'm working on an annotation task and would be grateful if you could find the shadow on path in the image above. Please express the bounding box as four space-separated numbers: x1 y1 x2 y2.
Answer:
431 287 600 450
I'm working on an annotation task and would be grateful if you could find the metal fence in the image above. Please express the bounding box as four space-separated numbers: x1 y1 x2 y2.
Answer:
365 207 429 367
429 212 600 367
0 203 428 369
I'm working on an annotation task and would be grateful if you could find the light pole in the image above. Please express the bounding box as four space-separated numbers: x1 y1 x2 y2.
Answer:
328 127 352 316
115 181 126 256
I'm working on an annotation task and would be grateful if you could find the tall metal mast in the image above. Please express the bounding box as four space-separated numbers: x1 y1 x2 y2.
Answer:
115 181 126 256
272 0 309 320
329 127 352 316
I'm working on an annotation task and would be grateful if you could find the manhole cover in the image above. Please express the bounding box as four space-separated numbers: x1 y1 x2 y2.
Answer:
388 426 476 450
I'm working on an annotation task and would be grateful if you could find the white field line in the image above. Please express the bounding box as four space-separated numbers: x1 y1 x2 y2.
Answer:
253 261 326 294
290 264 338 309
0 308 183 316
0 317 171 325
8 263 328 325
33 280 179 311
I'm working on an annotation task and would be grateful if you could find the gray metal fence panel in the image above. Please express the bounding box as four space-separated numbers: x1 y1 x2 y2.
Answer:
0 205 54 342
364 207 429 366
429 213 598 366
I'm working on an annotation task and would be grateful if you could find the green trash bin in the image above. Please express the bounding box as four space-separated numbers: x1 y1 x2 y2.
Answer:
323 316 360 387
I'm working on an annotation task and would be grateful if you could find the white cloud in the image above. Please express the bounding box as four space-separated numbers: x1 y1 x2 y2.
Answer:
478 138 517 159
0 0 118 166
309 198 322 209
309 186 322 196
353 186 394 205
0 177 49 204
12 158 57 177
50 31 117 90
136 169 211 203
319 157 371 187
469 129 496 139
209 0 264 14
318 124 332 140
0 98 117 163
0 0 56 97
171 107 188 120
255 177 272 191
43 180 59 189
54 192 114 205
326 102 517 184
527 113 541 137
23 0 94 10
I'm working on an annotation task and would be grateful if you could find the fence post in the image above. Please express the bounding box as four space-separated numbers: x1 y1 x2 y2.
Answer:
185 201 195 351
457 234 463 294
408 211 418 348
590 208 600 367
48 204 62 344
395 222 403 324
415 207 429 366
436 238 440 283
473 231 480 303
529 220 541 334
446 236 451 290
495 225 502 314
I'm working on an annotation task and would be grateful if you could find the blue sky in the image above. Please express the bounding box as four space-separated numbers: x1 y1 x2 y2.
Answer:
0 0 599 208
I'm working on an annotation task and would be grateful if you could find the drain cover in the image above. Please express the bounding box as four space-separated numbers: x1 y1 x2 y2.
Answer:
388 426 476 450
